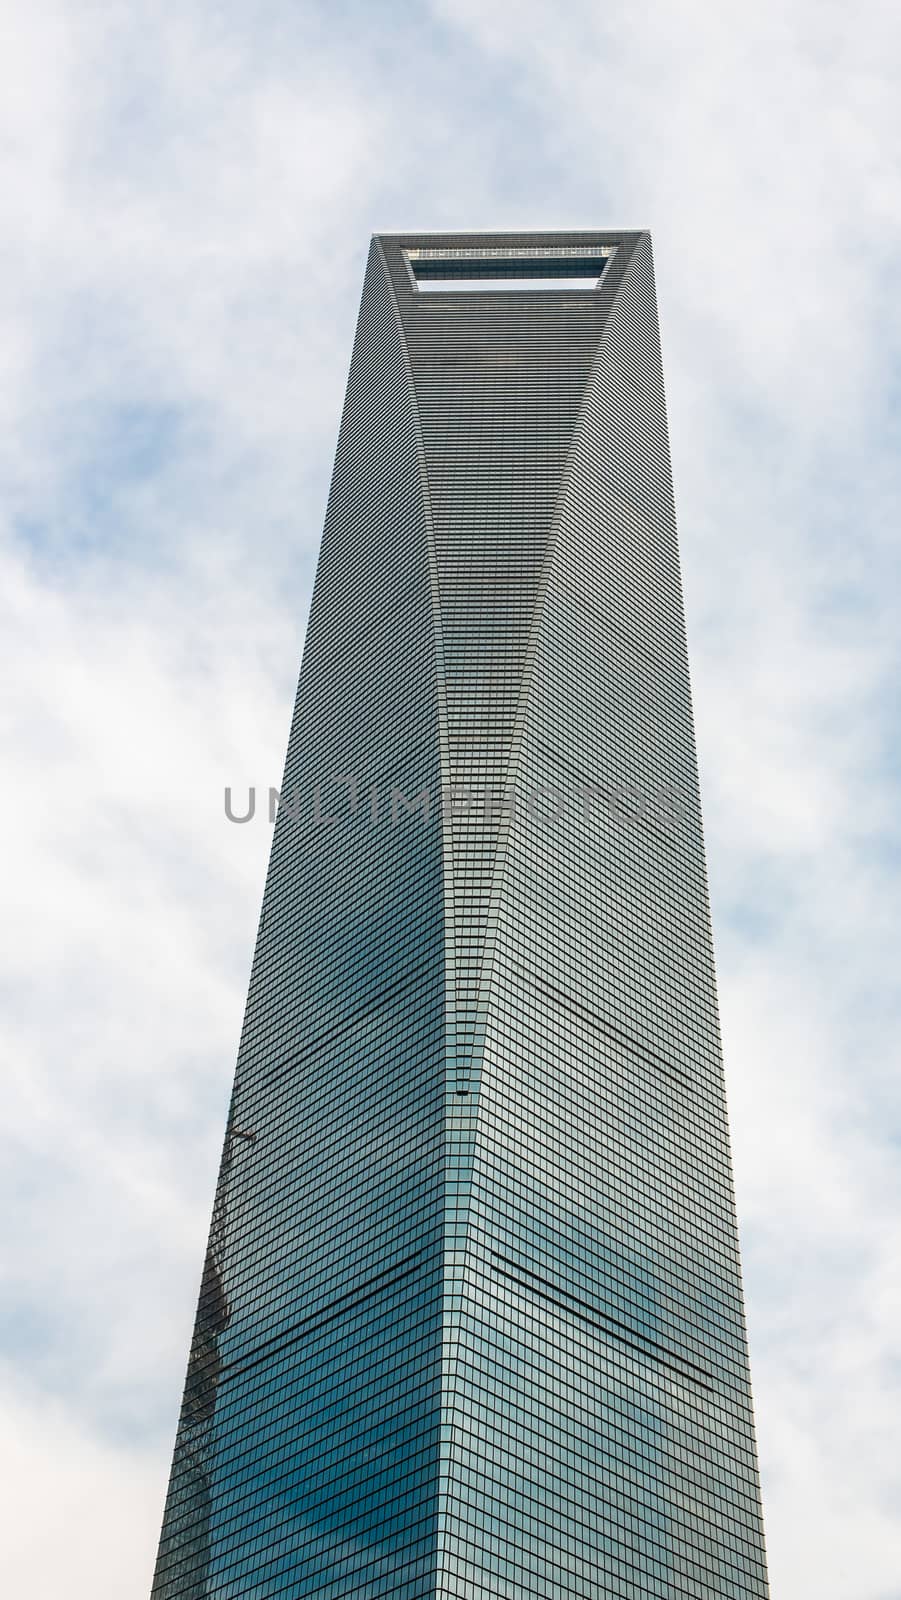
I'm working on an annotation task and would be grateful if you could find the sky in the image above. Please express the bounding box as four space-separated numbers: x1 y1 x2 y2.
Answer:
1 1 900 1595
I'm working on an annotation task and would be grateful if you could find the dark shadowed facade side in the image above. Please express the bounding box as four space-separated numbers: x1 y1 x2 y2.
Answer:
152 231 770 1600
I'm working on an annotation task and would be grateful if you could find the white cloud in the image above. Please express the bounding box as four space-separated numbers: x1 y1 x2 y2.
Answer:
0 1375 164 1595
1 0 899 1594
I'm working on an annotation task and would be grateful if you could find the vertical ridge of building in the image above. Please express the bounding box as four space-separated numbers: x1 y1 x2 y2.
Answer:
382 234 618 1097
380 243 636 1585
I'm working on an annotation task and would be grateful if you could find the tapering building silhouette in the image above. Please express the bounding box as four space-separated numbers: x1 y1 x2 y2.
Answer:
152 232 769 1599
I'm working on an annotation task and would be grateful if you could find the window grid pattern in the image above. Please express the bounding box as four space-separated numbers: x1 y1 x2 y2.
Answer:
152 242 446 1600
152 230 769 1599
436 234 769 1598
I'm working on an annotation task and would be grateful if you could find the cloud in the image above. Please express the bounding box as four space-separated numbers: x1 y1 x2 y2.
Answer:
0 1374 163 1594
1 0 899 1594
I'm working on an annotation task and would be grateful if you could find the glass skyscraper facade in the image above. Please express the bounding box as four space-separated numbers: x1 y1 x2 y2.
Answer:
152 231 769 1600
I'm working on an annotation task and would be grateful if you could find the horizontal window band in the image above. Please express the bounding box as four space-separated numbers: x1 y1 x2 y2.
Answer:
405 245 614 262
410 255 607 280
211 1254 715 1399
262 959 440 1083
416 278 602 294
404 248 611 297
218 1252 431 1386
513 966 691 1088
490 1256 714 1392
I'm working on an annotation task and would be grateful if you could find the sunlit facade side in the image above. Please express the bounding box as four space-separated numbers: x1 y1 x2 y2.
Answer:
152 230 769 1599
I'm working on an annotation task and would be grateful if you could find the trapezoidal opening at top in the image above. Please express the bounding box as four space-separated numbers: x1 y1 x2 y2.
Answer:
404 244 611 292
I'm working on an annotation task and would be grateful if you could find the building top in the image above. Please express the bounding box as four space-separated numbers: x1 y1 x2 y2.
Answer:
372 229 646 294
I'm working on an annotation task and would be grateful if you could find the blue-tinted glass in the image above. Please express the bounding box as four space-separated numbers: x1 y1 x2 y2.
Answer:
152 233 769 1600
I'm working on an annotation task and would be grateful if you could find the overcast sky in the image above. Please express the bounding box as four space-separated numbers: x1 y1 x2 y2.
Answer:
1 2 900 1596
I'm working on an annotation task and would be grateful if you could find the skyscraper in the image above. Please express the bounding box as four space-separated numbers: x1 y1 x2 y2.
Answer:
152 231 769 1599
